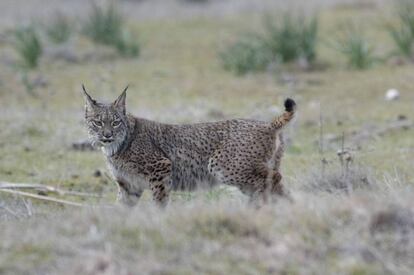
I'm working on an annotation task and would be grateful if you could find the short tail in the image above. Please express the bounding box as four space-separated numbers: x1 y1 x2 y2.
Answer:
271 98 296 129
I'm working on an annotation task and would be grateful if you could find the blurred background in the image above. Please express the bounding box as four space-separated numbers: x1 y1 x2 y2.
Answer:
0 0 414 273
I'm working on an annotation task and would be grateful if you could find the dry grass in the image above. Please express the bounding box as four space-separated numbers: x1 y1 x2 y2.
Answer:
1 181 413 274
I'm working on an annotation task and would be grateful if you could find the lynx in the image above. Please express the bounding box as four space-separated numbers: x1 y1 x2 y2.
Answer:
82 85 296 206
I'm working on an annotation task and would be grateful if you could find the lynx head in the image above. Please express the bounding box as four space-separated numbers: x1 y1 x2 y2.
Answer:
82 85 129 156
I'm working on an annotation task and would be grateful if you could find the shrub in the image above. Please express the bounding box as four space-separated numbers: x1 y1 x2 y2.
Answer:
83 2 139 57
388 25 413 57
46 15 72 44
83 2 123 45
300 16 318 63
115 30 140 57
264 12 318 63
220 11 319 74
396 0 414 35
13 27 43 69
219 35 271 75
335 24 376 70
388 0 414 58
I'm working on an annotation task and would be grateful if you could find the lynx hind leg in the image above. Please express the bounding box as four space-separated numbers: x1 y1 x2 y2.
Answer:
208 145 286 204
147 157 172 207
208 145 269 203
247 169 287 205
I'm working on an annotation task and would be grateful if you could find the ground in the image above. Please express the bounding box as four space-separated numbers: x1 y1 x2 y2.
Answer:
0 0 413 274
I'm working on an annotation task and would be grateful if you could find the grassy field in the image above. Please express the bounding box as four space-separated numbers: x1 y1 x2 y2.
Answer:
0 0 413 274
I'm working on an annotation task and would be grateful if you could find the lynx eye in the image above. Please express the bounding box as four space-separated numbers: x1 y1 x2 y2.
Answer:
92 120 103 127
112 120 121 127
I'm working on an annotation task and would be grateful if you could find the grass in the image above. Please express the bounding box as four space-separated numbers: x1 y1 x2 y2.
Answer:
396 0 414 36
220 11 319 74
387 0 414 59
388 24 413 58
82 2 123 46
264 11 318 64
335 23 376 69
1 183 413 274
219 34 270 75
12 26 42 69
82 2 140 57
0 1 414 274
46 15 72 44
114 30 140 57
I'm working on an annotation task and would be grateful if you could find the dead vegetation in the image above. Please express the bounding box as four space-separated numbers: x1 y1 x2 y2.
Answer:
1 184 413 274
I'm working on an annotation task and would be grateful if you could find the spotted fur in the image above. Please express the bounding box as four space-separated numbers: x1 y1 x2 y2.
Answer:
82 85 296 206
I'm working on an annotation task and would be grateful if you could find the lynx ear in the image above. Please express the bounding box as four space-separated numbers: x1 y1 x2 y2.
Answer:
82 84 97 110
113 85 128 115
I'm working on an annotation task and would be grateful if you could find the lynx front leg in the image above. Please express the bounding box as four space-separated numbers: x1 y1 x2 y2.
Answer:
116 179 143 207
147 158 172 207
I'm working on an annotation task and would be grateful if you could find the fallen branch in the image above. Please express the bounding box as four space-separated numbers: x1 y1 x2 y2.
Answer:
0 182 104 198
0 189 86 207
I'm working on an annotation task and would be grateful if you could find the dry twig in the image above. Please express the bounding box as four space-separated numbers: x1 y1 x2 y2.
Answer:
0 189 87 207
0 181 103 198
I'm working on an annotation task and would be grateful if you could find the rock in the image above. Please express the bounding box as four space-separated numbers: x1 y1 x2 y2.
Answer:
397 114 407 121
93 170 102 178
385 89 400 101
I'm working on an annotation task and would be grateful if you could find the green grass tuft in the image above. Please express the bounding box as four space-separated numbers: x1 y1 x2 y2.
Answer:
220 11 318 74
114 30 140 57
13 26 43 69
83 2 140 57
46 15 72 44
219 35 271 75
264 12 318 63
388 0 414 58
335 24 376 70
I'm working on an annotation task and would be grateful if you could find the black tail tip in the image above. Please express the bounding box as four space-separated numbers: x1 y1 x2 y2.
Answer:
284 98 296 112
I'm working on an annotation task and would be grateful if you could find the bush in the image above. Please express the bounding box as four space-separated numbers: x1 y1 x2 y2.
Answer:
115 30 140 57
300 16 318 63
83 2 123 45
219 35 271 75
388 0 414 58
264 12 318 63
46 15 72 44
388 25 413 57
335 24 376 70
83 2 139 57
220 11 319 74
396 0 414 35
13 27 43 69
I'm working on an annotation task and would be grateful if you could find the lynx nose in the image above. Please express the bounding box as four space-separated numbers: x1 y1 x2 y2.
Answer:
103 130 113 139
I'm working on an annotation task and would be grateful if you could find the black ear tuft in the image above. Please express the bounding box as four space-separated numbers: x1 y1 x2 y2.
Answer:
82 84 97 106
284 98 296 112
113 85 128 115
